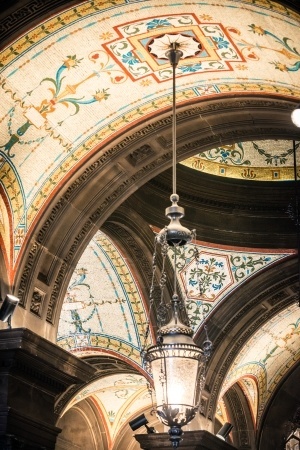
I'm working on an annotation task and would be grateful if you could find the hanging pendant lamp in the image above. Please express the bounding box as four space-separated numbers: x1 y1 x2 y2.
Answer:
144 42 212 449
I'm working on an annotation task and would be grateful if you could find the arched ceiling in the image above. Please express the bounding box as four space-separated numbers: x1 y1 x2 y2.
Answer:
57 230 152 368
221 303 300 422
1 0 300 277
1 1 300 449
55 228 299 442
62 373 152 442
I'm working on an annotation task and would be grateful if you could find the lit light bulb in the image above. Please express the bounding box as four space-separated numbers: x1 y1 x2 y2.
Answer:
291 107 300 128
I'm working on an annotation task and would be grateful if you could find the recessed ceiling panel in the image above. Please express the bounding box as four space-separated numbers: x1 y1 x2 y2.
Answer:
181 140 300 181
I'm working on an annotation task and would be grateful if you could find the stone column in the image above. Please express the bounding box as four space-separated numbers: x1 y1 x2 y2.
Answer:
0 328 96 450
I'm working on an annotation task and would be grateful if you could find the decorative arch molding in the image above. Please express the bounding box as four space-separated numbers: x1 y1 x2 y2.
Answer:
55 396 109 450
48 206 158 350
125 163 299 248
203 257 298 422
55 354 142 418
223 383 256 449
0 184 12 284
102 205 176 325
0 241 9 301
56 371 153 450
13 97 300 337
258 363 300 450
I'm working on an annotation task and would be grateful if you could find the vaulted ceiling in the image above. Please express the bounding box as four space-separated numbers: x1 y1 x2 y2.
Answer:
1 1 300 449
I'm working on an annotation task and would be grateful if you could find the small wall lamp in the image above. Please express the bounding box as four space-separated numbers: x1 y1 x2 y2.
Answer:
0 294 19 329
216 422 234 441
129 413 157 434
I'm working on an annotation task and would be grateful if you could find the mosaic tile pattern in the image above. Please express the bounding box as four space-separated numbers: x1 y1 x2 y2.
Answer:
64 373 152 440
172 242 293 332
221 304 300 423
57 229 293 359
0 1 300 440
181 140 300 181
0 0 299 270
56 227 294 430
57 230 151 369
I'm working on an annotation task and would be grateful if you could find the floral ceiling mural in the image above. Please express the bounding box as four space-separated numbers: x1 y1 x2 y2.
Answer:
220 303 300 424
0 0 300 277
1 0 300 446
173 241 293 332
63 373 151 445
56 227 298 441
57 230 151 369
57 230 294 359
181 140 300 181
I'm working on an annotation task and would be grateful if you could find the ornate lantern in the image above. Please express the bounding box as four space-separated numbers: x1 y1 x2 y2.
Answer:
144 41 212 448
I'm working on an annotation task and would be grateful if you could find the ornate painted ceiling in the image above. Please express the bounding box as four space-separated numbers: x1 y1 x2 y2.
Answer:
57 230 151 367
221 303 300 422
1 0 300 448
63 373 151 443
57 229 297 440
181 140 300 181
1 0 300 276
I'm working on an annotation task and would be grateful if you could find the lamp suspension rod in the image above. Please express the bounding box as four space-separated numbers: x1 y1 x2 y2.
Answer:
171 43 177 197
293 139 300 307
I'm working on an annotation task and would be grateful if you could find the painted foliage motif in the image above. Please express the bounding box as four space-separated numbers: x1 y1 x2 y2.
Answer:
57 228 292 362
64 373 151 440
0 1 299 272
222 305 300 423
172 243 292 331
57 230 150 368
182 140 300 180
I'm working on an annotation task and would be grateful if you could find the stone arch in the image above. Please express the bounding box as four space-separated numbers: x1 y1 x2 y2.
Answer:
258 363 300 450
12 97 300 339
201 256 298 423
55 397 109 450
223 382 256 449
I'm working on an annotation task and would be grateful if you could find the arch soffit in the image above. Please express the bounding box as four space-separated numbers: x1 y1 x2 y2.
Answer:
203 256 299 422
1 0 299 285
14 97 300 308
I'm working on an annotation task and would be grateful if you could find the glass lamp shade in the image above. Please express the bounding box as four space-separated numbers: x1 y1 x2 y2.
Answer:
146 321 204 430
291 107 300 128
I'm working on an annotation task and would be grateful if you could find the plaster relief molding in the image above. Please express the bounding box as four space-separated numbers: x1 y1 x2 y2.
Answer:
127 144 155 166
89 151 172 225
47 153 172 324
55 384 81 416
30 287 46 317
15 97 299 320
16 99 298 257
34 120 173 250
268 290 289 306
46 167 127 282
206 280 297 420
36 197 68 246
149 177 284 213
106 223 154 284
46 218 95 324
207 299 295 422
177 127 299 161
225 387 251 448
0 0 78 45
17 241 41 308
